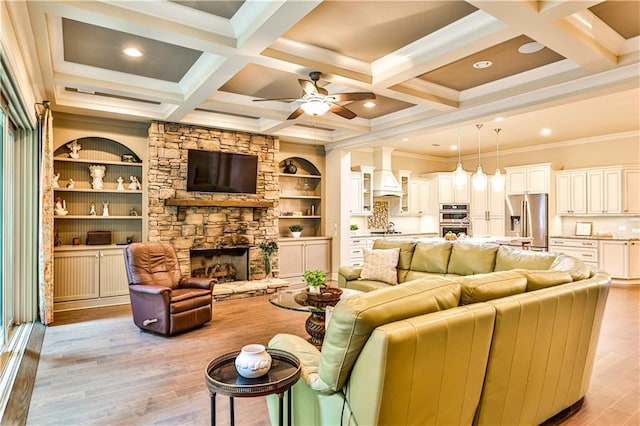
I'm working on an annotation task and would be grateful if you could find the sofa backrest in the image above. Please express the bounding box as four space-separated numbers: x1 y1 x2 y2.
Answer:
319 277 461 391
346 303 496 426
494 245 556 271
372 240 416 283
410 240 453 274
475 273 610 425
447 242 499 275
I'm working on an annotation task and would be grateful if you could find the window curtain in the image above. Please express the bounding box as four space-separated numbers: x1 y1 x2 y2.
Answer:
37 102 54 325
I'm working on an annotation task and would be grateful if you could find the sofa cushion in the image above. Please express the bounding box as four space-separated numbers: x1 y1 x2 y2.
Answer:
458 271 527 305
513 269 574 291
549 254 592 281
360 248 401 285
345 279 395 292
447 243 499 276
405 270 447 282
372 240 416 283
410 241 453 274
319 277 461 392
495 245 556 271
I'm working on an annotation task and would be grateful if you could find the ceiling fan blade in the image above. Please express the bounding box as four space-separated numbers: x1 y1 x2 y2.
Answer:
299 79 318 96
331 92 376 102
329 103 357 120
287 107 305 120
252 98 299 102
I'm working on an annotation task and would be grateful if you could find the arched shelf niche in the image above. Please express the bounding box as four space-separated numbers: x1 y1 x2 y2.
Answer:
278 156 322 237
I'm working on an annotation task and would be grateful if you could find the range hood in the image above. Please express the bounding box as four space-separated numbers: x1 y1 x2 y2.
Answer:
372 147 403 197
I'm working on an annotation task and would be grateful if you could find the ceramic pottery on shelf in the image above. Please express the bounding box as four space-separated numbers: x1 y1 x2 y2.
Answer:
283 160 297 174
235 344 272 378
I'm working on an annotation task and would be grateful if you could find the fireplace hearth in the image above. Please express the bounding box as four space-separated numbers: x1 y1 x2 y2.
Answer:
190 247 249 283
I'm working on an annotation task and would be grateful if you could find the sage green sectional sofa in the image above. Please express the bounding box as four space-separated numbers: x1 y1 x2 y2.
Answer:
267 240 610 426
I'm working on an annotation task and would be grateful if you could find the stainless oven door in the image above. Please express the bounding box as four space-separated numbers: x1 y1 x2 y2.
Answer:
440 224 471 237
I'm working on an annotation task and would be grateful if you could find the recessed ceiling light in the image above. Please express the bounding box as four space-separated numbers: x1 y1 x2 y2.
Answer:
450 145 458 151
494 116 504 122
363 101 376 108
518 41 544 54
541 128 552 136
473 60 492 69
123 47 143 57
402 138 409 142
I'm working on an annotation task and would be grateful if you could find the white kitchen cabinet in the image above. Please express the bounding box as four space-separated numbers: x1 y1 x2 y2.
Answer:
349 236 378 266
548 237 598 268
54 246 130 311
428 173 470 204
556 171 587 215
599 239 640 279
471 179 505 237
505 163 553 195
587 168 622 214
350 166 374 215
408 178 431 215
396 170 410 214
623 168 640 214
278 238 331 282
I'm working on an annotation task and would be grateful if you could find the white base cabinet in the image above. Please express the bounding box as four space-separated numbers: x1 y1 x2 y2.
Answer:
599 240 640 279
54 246 130 311
278 238 331 283
548 238 598 268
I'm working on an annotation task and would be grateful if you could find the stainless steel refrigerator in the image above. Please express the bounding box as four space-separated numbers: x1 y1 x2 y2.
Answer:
504 193 549 250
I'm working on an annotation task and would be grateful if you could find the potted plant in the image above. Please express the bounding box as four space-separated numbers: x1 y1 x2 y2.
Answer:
258 241 278 280
289 224 303 238
350 224 359 235
303 269 327 294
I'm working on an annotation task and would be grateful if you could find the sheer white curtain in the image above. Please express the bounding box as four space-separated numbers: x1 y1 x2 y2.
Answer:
37 102 54 324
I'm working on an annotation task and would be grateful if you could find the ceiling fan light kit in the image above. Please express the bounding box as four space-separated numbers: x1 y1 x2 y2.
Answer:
254 71 375 120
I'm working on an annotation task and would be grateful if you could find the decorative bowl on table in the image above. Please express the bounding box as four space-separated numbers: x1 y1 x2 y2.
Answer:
302 286 343 309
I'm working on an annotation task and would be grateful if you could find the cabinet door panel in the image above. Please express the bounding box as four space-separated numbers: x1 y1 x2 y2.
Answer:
54 251 100 301
599 241 628 278
624 170 640 214
527 167 549 193
305 241 331 272
603 169 622 214
100 249 129 297
278 243 305 278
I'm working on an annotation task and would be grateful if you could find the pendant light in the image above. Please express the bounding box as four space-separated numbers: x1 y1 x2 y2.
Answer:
492 128 505 192
472 123 487 191
452 128 467 190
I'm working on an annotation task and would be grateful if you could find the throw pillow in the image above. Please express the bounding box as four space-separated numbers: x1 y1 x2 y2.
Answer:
360 248 400 285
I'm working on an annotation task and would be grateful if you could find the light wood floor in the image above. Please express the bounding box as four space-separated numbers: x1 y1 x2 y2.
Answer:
24 285 639 426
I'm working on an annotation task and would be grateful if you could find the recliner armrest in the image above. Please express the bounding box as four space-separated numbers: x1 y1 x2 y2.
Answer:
269 334 334 394
338 266 362 282
180 277 216 290
128 284 171 295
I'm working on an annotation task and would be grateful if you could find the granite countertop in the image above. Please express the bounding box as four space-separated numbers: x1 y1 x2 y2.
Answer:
351 232 438 238
550 235 640 241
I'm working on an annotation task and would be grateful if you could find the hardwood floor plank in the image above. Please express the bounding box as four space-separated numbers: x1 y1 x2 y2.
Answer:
22 285 640 426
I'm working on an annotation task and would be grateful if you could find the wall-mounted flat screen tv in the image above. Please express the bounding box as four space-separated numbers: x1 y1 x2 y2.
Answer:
187 149 258 194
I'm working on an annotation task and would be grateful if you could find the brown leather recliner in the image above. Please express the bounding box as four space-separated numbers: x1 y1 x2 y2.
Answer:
123 242 216 336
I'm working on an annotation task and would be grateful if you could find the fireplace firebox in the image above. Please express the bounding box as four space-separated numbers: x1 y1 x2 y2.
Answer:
190 247 249 283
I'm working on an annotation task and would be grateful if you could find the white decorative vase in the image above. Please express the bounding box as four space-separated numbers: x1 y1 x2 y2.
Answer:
235 344 272 378
291 231 302 238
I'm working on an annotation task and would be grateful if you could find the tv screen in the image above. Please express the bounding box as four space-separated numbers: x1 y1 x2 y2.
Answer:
187 149 258 194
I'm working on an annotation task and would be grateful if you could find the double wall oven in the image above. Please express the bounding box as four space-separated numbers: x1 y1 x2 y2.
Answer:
439 204 471 237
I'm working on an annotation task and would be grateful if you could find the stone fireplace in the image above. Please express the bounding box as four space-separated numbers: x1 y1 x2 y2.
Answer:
190 247 249 282
147 121 280 280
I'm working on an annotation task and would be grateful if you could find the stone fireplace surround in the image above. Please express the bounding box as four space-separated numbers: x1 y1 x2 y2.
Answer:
147 121 280 280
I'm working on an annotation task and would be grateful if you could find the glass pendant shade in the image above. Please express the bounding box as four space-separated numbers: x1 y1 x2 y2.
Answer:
472 123 487 191
453 162 467 190
492 169 504 191
492 127 503 192
300 100 330 116
473 165 487 190
451 128 467 190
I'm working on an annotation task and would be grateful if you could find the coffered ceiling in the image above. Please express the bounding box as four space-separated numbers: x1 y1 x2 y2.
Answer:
10 0 640 157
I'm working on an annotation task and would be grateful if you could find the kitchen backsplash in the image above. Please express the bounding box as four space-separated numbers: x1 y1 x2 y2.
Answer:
561 216 640 237
367 201 389 230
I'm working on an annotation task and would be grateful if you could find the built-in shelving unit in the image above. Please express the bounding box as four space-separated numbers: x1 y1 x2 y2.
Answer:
278 157 322 237
52 136 144 311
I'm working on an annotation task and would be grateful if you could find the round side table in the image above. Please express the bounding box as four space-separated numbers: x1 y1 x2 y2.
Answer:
205 348 301 426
